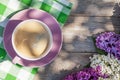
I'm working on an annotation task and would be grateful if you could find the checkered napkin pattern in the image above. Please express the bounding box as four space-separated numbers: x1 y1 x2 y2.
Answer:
0 0 72 25
0 60 38 80
0 0 72 80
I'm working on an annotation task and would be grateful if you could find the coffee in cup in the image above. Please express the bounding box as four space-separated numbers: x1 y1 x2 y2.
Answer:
12 19 52 60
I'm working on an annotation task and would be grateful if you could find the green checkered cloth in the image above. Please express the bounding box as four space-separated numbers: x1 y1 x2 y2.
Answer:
0 60 38 80
0 0 72 80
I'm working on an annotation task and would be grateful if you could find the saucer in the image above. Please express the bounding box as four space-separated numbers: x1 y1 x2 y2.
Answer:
3 9 62 67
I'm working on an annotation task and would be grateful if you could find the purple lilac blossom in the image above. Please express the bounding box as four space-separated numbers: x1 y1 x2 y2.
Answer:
96 32 115 51
96 32 120 60
64 66 109 80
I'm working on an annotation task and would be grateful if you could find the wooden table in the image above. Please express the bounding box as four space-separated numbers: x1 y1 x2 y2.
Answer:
34 0 120 80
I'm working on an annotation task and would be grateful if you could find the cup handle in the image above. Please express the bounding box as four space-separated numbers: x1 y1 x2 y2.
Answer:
12 56 22 64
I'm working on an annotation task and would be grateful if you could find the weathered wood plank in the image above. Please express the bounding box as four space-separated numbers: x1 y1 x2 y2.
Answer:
63 16 120 52
69 0 118 16
34 51 94 80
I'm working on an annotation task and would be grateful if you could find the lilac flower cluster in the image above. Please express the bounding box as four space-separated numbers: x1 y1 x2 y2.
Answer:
96 32 120 59
64 66 108 80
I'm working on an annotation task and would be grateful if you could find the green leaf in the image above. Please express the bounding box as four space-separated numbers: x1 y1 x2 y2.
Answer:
0 48 7 59
84 62 91 68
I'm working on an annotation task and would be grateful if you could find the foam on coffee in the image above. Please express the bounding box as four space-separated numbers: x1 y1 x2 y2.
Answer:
12 19 51 60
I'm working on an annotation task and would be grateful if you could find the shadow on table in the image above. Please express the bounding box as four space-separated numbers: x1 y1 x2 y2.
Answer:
62 0 117 53
37 63 83 80
111 3 120 34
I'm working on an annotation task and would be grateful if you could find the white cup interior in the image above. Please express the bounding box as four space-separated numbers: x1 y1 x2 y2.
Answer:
12 19 52 61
